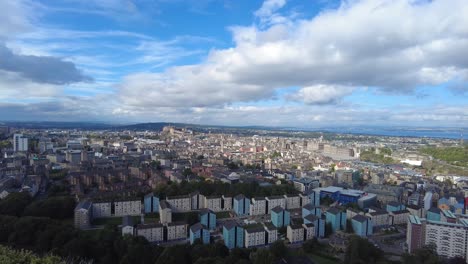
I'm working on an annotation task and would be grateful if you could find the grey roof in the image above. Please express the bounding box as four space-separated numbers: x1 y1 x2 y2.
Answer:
392 209 409 215
302 203 315 210
223 221 238 230
75 200 92 211
245 227 265 233
122 215 134 227
271 206 285 214
190 222 204 233
159 200 170 210
289 224 303 230
352 214 369 223
407 204 421 210
387 201 402 207
304 214 318 222
327 207 341 215
234 194 246 200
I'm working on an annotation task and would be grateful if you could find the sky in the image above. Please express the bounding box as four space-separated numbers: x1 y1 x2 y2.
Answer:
0 0 467 127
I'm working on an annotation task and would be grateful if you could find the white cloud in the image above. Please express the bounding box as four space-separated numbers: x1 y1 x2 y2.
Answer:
288 85 355 104
118 0 468 110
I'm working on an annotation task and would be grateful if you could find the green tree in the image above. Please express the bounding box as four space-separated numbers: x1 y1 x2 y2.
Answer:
402 244 439 264
302 238 319 253
344 235 384 264
269 240 288 260
0 192 32 216
253 249 273 264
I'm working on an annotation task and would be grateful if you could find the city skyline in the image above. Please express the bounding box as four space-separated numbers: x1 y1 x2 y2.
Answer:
1 0 467 127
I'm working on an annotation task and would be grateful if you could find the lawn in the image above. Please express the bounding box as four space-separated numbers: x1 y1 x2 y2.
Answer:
215 211 231 219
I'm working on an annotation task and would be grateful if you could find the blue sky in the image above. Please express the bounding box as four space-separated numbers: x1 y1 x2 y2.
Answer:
0 0 467 127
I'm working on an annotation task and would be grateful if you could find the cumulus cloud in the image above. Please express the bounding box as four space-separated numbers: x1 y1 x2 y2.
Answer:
117 0 468 110
287 85 355 105
0 44 92 84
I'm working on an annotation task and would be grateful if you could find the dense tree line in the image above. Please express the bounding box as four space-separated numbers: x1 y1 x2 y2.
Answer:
0 192 75 220
0 245 65 264
154 180 299 199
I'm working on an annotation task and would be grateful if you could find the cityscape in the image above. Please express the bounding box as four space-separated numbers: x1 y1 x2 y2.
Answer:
1 0 468 264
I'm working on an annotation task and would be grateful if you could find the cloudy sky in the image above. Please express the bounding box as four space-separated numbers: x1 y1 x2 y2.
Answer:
1 0 467 127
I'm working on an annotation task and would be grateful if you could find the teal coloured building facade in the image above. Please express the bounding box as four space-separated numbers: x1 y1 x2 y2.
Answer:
200 209 217 230
326 207 346 233
190 223 210 244
351 215 373 237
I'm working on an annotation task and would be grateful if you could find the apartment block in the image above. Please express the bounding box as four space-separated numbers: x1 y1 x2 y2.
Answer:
92 201 112 218
271 206 290 228
199 208 216 230
136 223 164 243
74 201 92 229
114 199 142 216
159 200 172 224
190 223 210 244
284 194 301 210
326 207 346 233
303 223 315 240
222 195 232 211
204 195 222 212
250 197 267 216
166 222 187 241
223 221 244 249
233 194 250 216
266 196 286 214
166 195 191 212
244 227 265 248
264 224 278 245
351 215 373 237
144 193 160 213
287 224 304 244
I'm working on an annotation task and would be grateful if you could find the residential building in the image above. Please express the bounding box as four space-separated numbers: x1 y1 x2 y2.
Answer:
351 215 373 237
166 222 187 241
122 216 135 236
92 201 112 218
74 200 92 229
166 195 191 212
136 223 164 243
326 207 346 232
284 194 301 209
250 197 267 216
190 223 210 244
114 198 142 216
366 208 389 227
266 196 286 214
303 223 315 240
159 200 172 224
389 209 409 225
287 224 304 243
244 227 265 248
441 210 457 223
264 224 278 245
204 195 222 212
407 215 468 260
144 193 159 213
407 204 424 218
222 195 232 211
223 221 244 249
303 214 325 238
271 206 290 228
293 178 320 192
424 192 433 210
13 134 28 152
191 191 205 210
233 194 250 216
299 193 311 207
302 203 321 218
200 208 216 230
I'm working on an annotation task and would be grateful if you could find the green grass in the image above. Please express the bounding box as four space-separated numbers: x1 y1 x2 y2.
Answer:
215 211 231 219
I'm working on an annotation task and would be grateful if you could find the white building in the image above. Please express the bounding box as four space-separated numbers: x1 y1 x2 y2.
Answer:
424 192 433 211
166 222 187 241
264 224 278 244
114 199 142 216
122 216 135 236
250 197 267 216
266 196 286 214
389 210 409 225
303 223 315 240
159 200 172 224
284 194 301 210
136 223 164 242
166 195 191 212
287 225 304 243
244 227 265 248
204 195 222 212
222 195 232 211
13 134 28 152
92 202 112 218
299 193 311 206
366 210 389 227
